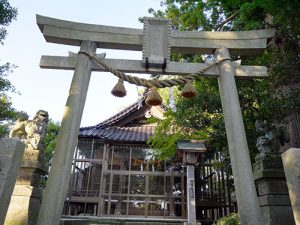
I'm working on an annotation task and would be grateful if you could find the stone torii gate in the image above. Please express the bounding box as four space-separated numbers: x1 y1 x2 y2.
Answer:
35 15 274 225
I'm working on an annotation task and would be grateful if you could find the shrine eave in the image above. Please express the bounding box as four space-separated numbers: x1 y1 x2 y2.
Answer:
79 98 158 143
36 14 275 56
79 125 156 143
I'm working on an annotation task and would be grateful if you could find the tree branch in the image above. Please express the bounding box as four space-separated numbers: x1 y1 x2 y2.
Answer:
215 11 240 31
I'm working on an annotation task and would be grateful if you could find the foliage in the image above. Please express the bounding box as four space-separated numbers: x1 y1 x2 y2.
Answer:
148 115 205 159
0 62 18 136
148 81 213 159
215 213 240 225
40 119 60 188
147 0 299 161
44 119 60 167
0 0 17 44
0 0 18 135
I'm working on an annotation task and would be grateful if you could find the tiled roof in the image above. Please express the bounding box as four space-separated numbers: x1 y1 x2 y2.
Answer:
80 97 147 130
79 125 156 143
79 97 162 143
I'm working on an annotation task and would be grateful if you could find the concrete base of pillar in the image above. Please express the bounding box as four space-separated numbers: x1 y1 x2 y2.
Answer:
260 205 295 225
169 212 176 217
184 222 201 225
4 185 42 225
114 211 121 215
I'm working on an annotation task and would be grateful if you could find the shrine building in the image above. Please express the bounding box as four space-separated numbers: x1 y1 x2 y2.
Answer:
62 97 236 224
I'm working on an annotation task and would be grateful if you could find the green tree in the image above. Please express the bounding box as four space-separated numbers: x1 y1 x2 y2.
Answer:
44 119 60 167
40 119 60 188
0 63 17 134
0 0 18 136
0 0 17 43
148 0 300 159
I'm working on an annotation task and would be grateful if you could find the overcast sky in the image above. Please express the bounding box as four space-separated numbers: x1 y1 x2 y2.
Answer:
1 0 162 126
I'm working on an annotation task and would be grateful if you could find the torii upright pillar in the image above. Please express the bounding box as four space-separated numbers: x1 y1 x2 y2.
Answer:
215 48 262 224
36 41 97 225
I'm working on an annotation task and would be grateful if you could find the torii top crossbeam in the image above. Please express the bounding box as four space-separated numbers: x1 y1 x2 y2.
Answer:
37 15 274 78
37 15 274 56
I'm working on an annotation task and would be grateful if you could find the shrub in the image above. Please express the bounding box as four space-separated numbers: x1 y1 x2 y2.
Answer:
215 213 240 225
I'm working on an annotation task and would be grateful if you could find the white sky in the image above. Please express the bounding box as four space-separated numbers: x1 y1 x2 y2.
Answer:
1 0 162 127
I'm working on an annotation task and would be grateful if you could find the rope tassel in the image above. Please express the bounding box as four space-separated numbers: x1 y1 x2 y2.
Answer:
111 79 127 97
146 86 163 106
181 81 197 98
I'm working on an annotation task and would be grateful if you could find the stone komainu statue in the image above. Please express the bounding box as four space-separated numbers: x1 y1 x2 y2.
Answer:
9 110 49 150
255 120 290 155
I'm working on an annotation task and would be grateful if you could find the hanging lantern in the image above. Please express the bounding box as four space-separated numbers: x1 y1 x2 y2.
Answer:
145 86 163 106
111 79 126 97
181 81 197 98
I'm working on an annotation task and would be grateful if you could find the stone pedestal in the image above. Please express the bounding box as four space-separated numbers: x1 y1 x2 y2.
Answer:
0 139 26 225
282 148 300 225
4 147 48 225
253 156 295 225
4 185 43 225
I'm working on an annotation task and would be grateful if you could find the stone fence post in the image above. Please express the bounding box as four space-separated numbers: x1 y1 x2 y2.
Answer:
282 148 300 225
0 138 26 225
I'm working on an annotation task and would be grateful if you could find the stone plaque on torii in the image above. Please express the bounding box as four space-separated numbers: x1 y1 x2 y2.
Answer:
35 15 275 225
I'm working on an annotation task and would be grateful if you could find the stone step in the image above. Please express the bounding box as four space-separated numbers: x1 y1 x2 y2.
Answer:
124 222 182 225
61 216 184 225
89 221 182 225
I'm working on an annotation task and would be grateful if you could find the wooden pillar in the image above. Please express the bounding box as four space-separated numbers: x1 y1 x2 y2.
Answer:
115 157 125 215
145 172 149 217
98 143 108 216
107 147 114 215
126 147 132 216
181 173 186 218
169 174 175 217
215 47 262 225
37 41 97 225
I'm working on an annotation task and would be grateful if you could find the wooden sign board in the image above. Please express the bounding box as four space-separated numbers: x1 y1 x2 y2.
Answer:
177 140 207 153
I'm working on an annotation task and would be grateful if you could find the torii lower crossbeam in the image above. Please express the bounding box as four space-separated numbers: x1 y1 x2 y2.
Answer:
40 54 268 78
